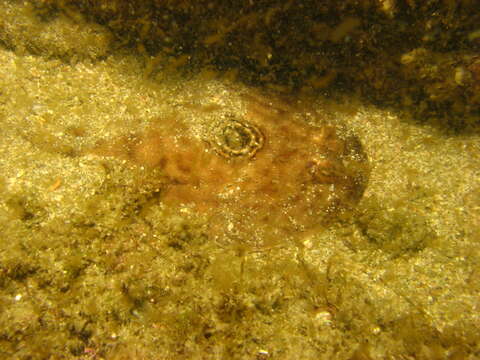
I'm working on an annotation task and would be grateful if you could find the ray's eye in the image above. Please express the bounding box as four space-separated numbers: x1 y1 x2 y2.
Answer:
211 117 265 159
223 124 249 151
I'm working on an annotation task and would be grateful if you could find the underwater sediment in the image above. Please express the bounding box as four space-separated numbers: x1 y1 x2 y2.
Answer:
1 1 479 358
24 0 480 130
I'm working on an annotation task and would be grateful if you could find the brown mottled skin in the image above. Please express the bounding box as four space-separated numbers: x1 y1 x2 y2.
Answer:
93 91 369 248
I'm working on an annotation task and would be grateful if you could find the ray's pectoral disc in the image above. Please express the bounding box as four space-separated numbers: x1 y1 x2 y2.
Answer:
90 89 369 248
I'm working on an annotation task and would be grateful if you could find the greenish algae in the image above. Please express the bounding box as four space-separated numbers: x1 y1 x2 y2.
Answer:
0 1 479 359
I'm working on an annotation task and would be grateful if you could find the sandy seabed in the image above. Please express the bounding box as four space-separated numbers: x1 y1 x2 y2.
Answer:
0 7 479 360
